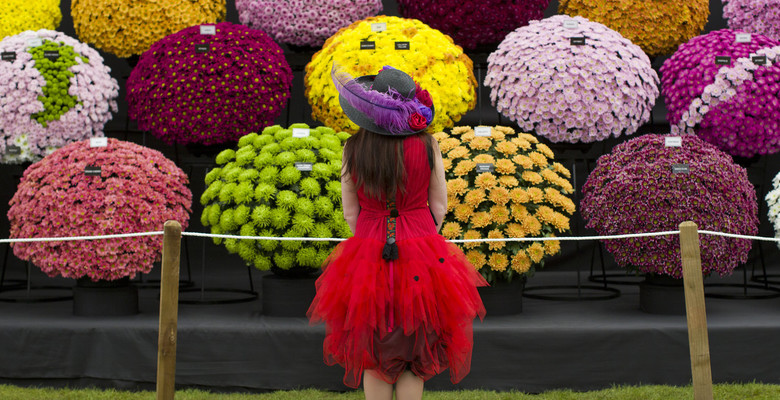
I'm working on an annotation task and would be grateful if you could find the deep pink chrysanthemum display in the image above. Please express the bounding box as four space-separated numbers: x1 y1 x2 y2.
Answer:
236 0 382 47
485 15 658 143
723 0 780 41
397 0 550 49
662 29 780 157
127 22 292 145
581 134 757 279
8 139 192 281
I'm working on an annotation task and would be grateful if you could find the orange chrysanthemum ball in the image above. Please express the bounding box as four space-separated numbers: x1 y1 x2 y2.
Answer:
559 0 709 57
71 0 226 58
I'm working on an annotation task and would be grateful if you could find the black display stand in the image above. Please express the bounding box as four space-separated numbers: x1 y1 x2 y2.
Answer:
177 237 258 305
0 262 72 303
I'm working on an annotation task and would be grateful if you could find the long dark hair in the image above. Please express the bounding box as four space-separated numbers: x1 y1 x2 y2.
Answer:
342 128 436 200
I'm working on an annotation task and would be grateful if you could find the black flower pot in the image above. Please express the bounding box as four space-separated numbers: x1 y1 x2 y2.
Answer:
262 274 318 317
639 274 685 315
73 277 138 316
477 277 526 316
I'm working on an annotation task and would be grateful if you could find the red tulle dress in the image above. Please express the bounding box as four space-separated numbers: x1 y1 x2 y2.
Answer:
308 135 487 388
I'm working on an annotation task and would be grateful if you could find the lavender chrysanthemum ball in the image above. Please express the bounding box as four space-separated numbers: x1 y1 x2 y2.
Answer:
236 0 382 47
723 0 780 41
485 16 658 144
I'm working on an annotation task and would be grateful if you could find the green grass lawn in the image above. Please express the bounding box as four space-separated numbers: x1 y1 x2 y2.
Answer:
1 383 779 400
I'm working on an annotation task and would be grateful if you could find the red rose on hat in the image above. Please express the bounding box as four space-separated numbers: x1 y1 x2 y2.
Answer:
409 112 428 130
415 83 433 107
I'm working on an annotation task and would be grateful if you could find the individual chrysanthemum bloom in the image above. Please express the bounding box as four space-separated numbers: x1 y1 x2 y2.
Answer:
510 188 530 204
551 212 570 232
511 251 532 274
470 211 492 228
544 238 561 255
513 154 534 169
464 189 487 207
510 203 529 221
512 137 533 151
521 171 543 185
546 188 576 214
475 173 498 190
527 242 545 264
552 162 572 178
442 158 453 171
488 187 510 206
453 160 476 176
489 205 511 225
498 175 519 188
448 145 470 159
534 205 556 225
468 136 492 150
495 140 518 155
522 215 542 236
528 152 549 167
474 154 496 164
487 229 506 250
465 250 487 270
439 137 461 153
462 229 482 249
447 178 469 196
495 159 516 175
454 204 475 223
488 253 509 272
504 222 525 239
441 221 463 239
527 187 545 203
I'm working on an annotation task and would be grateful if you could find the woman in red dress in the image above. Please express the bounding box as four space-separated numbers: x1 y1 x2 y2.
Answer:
308 65 487 400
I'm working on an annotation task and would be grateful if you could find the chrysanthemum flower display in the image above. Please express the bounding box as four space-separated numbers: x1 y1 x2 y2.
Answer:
485 16 658 144
559 0 709 57
8 139 192 281
435 126 575 283
0 30 119 164
664 32 780 158
0 0 61 40
305 16 477 134
71 0 226 58
724 0 780 41
126 22 292 146
236 0 382 47
397 0 550 49
765 170 780 249
200 124 352 276
581 134 758 279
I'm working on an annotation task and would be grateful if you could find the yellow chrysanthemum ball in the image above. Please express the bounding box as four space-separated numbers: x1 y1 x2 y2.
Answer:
436 126 576 284
559 0 709 57
0 0 61 39
305 15 477 134
71 0 226 58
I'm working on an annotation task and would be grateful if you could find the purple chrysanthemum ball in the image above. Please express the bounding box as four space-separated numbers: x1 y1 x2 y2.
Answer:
723 0 780 41
662 30 780 157
127 22 292 145
397 0 550 50
581 134 757 279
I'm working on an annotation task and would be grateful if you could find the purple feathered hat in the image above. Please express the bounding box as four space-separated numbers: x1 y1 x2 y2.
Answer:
332 64 435 136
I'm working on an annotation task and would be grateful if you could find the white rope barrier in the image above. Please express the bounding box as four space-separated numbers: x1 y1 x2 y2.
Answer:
1 228 777 244
0 231 164 244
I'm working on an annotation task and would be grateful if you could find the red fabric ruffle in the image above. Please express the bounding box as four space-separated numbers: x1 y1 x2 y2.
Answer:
308 234 487 388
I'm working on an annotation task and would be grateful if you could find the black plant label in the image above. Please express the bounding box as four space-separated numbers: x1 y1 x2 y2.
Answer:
395 42 410 50
44 50 59 61
295 162 313 172
570 37 586 46
360 41 375 50
476 163 495 173
671 164 690 174
715 56 731 65
85 165 102 176
6 145 20 155
196 44 209 53
752 56 767 65
1 52 15 62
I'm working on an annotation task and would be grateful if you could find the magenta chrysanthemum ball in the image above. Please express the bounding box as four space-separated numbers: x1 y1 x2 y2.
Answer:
662 29 780 157
0 30 118 164
397 0 550 49
581 134 757 279
236 0 382 47
485 16 658 143
723 0 780 41
8 139 192 281
127 22 293 145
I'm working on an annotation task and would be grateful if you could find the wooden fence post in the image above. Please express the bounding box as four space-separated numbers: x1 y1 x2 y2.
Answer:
157 221 182 400
679 221 714 400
